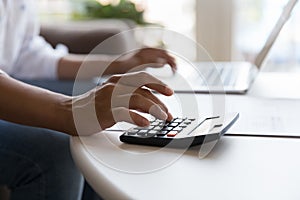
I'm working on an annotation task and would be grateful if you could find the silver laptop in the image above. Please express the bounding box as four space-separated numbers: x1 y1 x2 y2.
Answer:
147 0 298 94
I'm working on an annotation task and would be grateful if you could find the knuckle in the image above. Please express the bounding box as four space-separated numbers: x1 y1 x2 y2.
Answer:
116 107 126 115
102 83 115 92
107 75 120 83
131 94 143 103
142 89 152 96
138 71 150 78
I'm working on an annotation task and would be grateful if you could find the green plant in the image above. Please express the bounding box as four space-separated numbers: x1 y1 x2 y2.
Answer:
72 0 146 25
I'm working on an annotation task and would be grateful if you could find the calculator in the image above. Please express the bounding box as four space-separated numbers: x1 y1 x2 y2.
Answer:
120 113 239 148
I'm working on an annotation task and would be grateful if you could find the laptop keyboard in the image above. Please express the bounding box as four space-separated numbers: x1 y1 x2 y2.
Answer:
205 64 237 86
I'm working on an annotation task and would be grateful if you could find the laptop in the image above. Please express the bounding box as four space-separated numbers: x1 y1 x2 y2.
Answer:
147 0 298 94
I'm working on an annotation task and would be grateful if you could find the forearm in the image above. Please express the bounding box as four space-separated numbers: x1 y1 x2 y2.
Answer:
0 73 76 135
57 54 128 80
56 47 176 80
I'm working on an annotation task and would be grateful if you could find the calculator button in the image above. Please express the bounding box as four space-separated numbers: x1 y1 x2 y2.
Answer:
136 126 153 130
137 130 148 136
167 131 178 137
214 124 223 128
127 128 138 133
148 130 158 134
158 123 165 127
173 127 183 132
145 126 154 130
206 116 220 120
127 131 138 136
173 118 184 123
149 118 156 122
168 122 179 127
209 124 223 131
156 131 168 136
151 121 160 126
153 126 162 131
161 127 173 131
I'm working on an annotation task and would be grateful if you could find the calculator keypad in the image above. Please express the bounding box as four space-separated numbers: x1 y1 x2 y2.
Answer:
125 118 196 138
120 114 239 148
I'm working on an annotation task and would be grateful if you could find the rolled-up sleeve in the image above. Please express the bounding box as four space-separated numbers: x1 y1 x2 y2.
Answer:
0 69 8 76
13 36 67 79
11 1 67 80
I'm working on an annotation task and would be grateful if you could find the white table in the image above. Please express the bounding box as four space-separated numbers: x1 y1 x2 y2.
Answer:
71 133 300 200
248 72 300 99
70 72 300 200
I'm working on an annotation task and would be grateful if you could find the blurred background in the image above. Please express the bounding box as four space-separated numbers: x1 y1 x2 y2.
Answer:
37 0 300 72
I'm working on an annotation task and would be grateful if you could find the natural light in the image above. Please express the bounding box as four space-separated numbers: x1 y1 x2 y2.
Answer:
37 0 300 70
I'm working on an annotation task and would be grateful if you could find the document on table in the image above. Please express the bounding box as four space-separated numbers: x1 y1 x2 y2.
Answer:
109 93 300 137
225 96 300 137
161 94 300 137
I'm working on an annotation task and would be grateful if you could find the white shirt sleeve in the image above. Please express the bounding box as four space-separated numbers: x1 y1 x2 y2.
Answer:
12 1 67 80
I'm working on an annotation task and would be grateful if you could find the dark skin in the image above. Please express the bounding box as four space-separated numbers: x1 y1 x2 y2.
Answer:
57 47 177 79
0 71 173 136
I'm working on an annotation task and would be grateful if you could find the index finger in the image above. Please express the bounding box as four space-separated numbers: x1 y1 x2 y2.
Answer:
155 49 177 70
145 48 177 71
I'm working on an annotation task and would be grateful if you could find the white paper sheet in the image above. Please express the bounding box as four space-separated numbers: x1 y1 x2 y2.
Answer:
108 93 300 137
161 94 300 137
223 96 300 136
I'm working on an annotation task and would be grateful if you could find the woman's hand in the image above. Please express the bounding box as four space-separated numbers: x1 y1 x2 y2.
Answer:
70 72 174 136
121 47 177 73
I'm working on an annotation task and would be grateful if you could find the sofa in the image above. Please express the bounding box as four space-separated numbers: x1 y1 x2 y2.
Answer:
40 19 136 55
0 19 135 200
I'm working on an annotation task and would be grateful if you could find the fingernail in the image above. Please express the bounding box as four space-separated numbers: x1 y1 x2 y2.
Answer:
165 86 174 94
167 112 174 121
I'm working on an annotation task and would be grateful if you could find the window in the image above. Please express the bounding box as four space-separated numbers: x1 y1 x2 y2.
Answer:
234 0 300 71
134 0 197 61
37 0 71 21
37 0 197 60
37 0 300 70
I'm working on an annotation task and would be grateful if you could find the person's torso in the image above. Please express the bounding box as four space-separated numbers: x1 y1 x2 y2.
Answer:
0 0 35 73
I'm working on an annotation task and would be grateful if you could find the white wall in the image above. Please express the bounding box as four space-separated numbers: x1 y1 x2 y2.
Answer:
196 0 234 61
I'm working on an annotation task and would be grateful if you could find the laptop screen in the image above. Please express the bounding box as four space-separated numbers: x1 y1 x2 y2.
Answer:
254 0 298 69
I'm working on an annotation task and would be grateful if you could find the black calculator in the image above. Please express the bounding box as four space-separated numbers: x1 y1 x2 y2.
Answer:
120 113 239 148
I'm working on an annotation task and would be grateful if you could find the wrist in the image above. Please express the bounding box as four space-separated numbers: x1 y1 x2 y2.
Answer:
107 59 129 74
118 57 141 73
54 96 77 136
